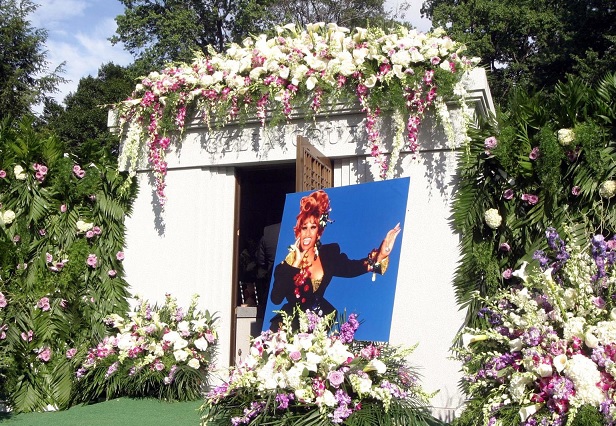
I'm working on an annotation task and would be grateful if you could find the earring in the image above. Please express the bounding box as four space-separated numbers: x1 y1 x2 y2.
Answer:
314 239 321 260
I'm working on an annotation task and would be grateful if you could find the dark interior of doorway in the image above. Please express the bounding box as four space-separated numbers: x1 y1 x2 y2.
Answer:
236 164 295 298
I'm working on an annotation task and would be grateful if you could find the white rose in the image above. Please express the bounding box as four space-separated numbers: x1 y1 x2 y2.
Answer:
390 49 411 67
187 358 200 369
76 220 94 233
177 320 190 334
557 128 575 146
173 337 188 350
484 208 502 229
14 165 26 180
163 330 181 344
535 363 553 377
364 358 387 374
599 180 616 199
584 330 599 349
193 336 209 351
173 349 189 362
2 210 16 225
509 338 523 352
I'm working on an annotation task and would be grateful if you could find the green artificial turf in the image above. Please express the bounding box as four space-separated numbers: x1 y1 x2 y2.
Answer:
0 398 203 425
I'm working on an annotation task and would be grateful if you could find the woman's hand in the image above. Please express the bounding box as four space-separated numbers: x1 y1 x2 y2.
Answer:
377 223 401 262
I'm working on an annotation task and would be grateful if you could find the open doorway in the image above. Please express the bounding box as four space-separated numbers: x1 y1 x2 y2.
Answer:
232 164 295 361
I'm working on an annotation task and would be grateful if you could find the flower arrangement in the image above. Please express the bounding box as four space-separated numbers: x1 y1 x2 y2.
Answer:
455 228 616 425
74 294 218 403
0 118 134 412
201 309 438 426
116 22 479 204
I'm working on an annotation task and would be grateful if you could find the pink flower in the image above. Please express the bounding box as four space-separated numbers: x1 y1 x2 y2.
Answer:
0 170 6 178
0 292 7 308
86 254 98 268
503 189 514 200
66 348 77 359
37 297 51 311
92 226 101 235
21 330 33 342
484 136 498 150
45 252 53 263
12 234 20 243
571 186 581 196
327 370 345 387
60 204 67 212
108 269 117 277
502 268 513 279
116 251 125 261
85 230 95 239
521 193 539 205
529 146 540 160
499 242 511 252
39 228 46 236
38 347 52 362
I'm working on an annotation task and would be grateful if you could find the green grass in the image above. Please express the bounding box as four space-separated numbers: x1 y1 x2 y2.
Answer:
0 398 203 425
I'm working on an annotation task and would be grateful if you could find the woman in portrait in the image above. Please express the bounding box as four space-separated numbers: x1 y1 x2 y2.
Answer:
269 189 401 331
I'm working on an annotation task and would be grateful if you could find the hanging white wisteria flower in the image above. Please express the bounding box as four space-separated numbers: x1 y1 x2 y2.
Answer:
115 23 479 204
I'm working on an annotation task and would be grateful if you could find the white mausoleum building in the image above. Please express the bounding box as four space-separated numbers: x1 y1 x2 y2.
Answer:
112 68 494 420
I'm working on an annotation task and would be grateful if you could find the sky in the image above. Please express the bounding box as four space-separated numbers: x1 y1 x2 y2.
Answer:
31 0 431 107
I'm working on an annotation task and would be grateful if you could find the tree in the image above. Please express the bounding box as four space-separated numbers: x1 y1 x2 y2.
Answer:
0 0 65 120
42 63 136 163
111 0 278 69
420 0 616 104
267 0 395 29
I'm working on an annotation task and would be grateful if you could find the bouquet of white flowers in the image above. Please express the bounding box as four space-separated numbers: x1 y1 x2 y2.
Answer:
201 309 440 426
455 228 616 425
75 294 218 402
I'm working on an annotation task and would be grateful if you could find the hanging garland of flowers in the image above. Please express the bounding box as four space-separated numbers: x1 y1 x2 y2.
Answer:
115 22 479 205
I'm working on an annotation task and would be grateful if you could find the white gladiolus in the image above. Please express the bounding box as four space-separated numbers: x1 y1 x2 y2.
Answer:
187 358 200 369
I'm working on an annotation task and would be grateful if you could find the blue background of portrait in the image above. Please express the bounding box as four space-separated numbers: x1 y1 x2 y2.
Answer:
262 177 410 341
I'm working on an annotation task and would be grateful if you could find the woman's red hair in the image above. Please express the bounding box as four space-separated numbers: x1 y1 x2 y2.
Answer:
293 190 330 237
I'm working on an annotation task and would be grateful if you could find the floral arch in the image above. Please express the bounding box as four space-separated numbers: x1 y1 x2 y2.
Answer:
115 22 479 204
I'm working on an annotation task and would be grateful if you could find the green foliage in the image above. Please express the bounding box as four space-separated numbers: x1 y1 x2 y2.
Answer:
111 0 279 68
0 116 135 412
421 0 616 104
0 0 65 120
42 63 137 164
570 404 605 426
451 72 616 327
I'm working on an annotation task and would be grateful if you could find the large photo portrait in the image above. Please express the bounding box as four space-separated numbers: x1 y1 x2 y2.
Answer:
262 177 410 342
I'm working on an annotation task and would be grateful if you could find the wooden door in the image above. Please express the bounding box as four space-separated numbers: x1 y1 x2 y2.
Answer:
296 135 332 191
